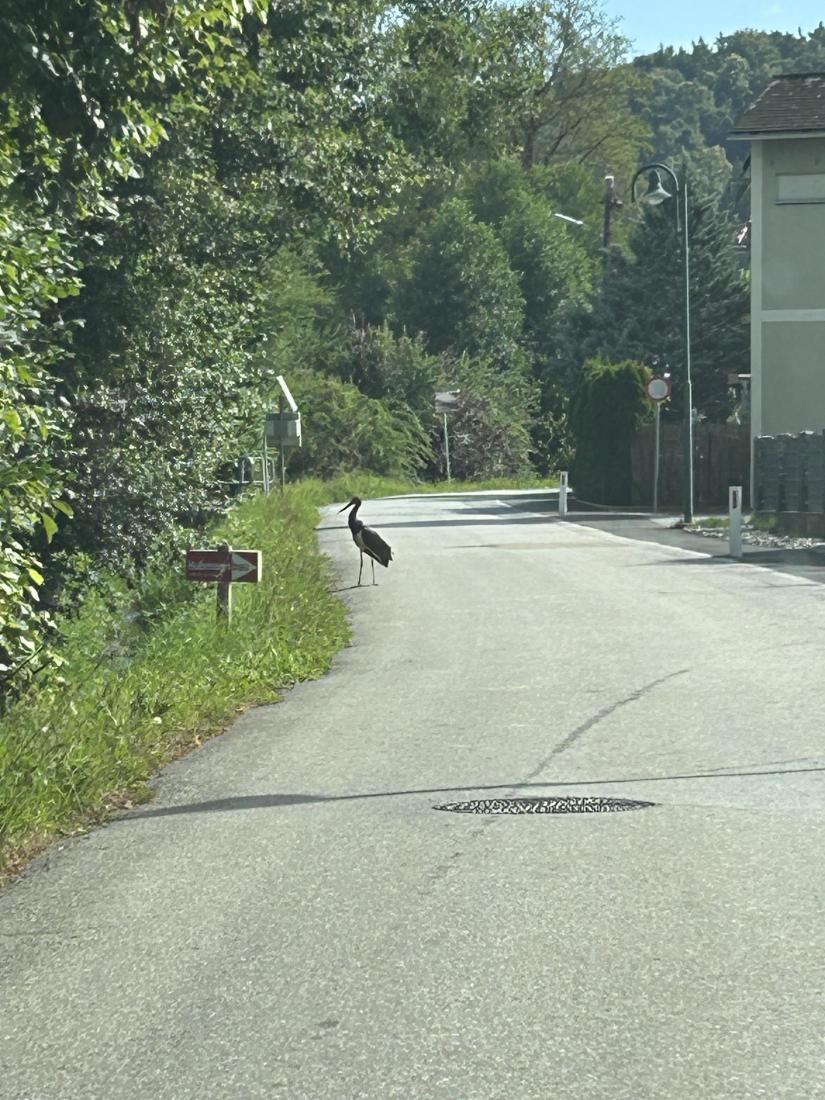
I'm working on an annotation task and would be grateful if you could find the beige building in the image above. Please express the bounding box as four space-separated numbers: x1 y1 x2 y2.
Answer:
731 74 825 460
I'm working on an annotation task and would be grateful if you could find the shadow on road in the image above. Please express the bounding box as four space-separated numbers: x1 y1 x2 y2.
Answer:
120 763 825 821
636 548 825 574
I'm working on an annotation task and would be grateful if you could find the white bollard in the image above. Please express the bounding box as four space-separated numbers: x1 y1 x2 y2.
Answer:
729 485 743 559
559 471 569 519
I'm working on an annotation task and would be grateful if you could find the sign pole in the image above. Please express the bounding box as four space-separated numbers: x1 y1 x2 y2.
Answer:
262 432 270 496
559 471 569 518
653 402 661 514
645 375 671 514
443 412 451 482
279 394 286 494
216 543 233 624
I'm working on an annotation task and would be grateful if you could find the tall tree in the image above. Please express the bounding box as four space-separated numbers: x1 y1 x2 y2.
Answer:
389 198 527 367
563 182 749 422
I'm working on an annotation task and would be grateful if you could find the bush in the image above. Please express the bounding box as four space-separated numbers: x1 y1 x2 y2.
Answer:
283 369 433 481
570 358 651 504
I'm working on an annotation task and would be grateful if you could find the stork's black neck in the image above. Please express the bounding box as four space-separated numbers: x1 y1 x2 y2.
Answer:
347 501 362 533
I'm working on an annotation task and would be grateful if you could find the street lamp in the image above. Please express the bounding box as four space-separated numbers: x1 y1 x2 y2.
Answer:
552 212 584 226
631 162 694 523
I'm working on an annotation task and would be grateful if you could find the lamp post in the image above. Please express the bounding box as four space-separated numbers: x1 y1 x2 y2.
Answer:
630 163 694 524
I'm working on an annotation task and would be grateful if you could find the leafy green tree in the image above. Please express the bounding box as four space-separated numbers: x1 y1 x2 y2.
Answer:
564 183 748 423
389 198 526 366
496 0 649 180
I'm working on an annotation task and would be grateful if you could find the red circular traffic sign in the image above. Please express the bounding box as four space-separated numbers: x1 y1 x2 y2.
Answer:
645 375 671 402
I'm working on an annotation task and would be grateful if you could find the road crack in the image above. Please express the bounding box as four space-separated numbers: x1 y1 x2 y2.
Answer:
523 668 691 782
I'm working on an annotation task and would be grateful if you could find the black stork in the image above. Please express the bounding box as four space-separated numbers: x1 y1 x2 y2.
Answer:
338 496 393 586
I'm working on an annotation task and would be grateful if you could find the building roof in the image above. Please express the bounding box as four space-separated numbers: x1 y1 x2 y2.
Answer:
730 73 825 138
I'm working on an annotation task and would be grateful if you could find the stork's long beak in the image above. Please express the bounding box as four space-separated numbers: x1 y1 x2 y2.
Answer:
338 501 352 513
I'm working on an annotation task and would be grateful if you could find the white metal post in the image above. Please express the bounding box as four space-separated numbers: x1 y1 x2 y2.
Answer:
443 412 451 482
279 394 286 494
262 432 270 495
559 470 569 518
729 485 743 559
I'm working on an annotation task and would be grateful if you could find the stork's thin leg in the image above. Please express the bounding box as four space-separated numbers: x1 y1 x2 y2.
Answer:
358 552 364 586
371 557 376 585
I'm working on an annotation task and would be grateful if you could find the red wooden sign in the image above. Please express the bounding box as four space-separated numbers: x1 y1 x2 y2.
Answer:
185 550 261 583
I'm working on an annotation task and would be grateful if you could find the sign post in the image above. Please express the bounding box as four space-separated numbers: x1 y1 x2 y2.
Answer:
645 375 672 513
262 434 270 495
559 470 569 518
435 390 459 482
185 546 262 625
216 543 232 622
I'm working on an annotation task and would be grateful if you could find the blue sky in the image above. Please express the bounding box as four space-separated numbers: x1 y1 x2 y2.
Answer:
602 0 825 57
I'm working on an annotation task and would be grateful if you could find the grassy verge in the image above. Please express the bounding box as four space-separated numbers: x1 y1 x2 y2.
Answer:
303 472 557 500
1 474 552 879
690 515 729 529
0 485 350 878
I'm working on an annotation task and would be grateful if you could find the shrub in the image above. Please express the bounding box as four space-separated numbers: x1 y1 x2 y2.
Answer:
283 369 433 481
569 358 651 504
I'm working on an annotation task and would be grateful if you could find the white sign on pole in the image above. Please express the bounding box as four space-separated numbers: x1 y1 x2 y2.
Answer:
266 411 302 446
435 389 460 414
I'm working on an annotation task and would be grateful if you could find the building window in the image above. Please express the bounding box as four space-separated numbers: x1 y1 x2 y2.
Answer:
776 172 825 204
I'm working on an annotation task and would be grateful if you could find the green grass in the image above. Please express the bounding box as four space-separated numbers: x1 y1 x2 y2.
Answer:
0 473 552 878
298 472 556 502
691 515 729 529
747 512 778 533
0 485 350 876
690 512 779 533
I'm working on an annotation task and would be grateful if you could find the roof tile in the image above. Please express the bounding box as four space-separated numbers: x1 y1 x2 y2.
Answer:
731 73 825 135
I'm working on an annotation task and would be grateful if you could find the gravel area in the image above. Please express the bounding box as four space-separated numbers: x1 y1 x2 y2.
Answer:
686 521 825 552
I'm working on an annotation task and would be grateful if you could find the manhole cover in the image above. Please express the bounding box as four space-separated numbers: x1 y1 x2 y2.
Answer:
433 796 654 815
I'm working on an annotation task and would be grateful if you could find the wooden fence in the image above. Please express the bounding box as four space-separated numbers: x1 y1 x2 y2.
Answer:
630 422 750 509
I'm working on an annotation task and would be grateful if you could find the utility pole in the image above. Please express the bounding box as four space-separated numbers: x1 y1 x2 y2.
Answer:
602 174 623 250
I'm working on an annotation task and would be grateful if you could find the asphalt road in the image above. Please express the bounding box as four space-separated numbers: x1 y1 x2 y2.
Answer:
2 491 824 1100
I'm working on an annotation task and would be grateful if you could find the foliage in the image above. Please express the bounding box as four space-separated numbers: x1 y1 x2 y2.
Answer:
0 214 75 689
389 197 527 367
631 26 825 190
498 0 649 178
569 357 651 504
0 0 414 694
435 389 534 481
463 158 594 355
563 182 749 422
325 323 441 419
283 370 433 481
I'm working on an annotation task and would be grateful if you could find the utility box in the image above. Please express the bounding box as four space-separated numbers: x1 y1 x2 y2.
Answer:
266 410 302 447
